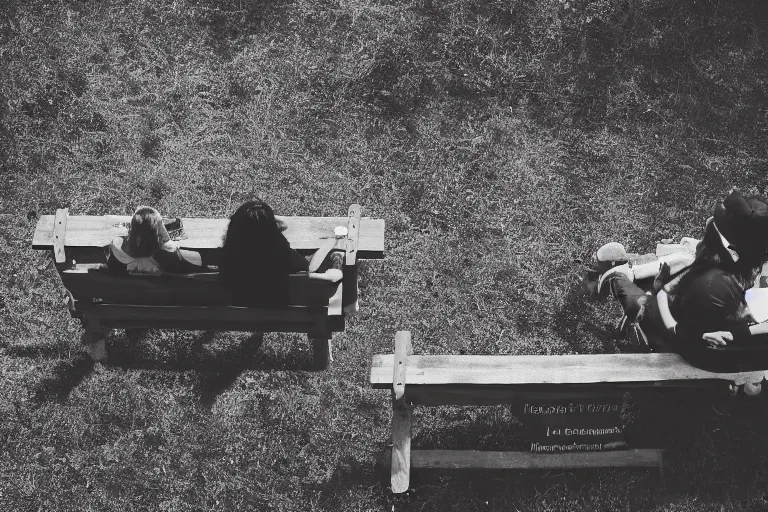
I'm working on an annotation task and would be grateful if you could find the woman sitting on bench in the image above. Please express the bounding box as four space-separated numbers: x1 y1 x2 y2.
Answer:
218 199 340 307
594 190 768 357
107 206 205 275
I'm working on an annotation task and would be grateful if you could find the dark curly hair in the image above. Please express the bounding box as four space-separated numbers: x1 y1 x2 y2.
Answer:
219 199 293 306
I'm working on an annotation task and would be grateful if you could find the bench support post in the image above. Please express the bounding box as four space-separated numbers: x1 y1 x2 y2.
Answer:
343 205 361 314
311 337 332 370
309 313 333 370
82 316 108 363
391 331 413 493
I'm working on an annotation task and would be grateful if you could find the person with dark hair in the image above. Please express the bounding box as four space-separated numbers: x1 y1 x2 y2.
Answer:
107 206 204 274
659 191 768 347
218 199 340 307
595 190 768 353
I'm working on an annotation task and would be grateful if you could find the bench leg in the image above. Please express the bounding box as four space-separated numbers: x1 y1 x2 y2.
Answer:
82 316 108 363
82 332 107 362
391 405 412 493
311 337 332 370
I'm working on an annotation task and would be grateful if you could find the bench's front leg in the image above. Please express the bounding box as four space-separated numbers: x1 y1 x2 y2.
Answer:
309 314 333 370
310 337 332 370
82 315 108 363
391 402 412 493
391 331 413 493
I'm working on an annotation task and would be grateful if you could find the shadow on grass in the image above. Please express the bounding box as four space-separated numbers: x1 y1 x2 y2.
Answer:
104 330 322 408
107 330 317 371
5 340 71 359
549 277 634 354
315 455 386 511
384 391 768 500
32 352 94 403
104 330 267 409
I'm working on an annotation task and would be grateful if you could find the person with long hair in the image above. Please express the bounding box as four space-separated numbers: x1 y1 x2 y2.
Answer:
596 190 768 353
107 206 204 274
218 199 313 307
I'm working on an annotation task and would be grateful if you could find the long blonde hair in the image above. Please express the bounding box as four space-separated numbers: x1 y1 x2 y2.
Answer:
126 206 170 257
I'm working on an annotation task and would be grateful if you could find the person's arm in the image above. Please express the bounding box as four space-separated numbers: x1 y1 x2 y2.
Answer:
308 238 338 272
308 268 343 282
153 246 206 274
702 323 768 347
656 289 677 333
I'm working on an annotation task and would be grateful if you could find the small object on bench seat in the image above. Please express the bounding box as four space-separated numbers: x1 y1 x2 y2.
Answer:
371 330 766 493
33 205 385 369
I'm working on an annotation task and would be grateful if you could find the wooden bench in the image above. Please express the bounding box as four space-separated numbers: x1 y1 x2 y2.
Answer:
33 205 385 369
370 331 766 493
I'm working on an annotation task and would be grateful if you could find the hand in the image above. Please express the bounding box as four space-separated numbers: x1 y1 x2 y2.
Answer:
702 331 733 348
653 262 671 294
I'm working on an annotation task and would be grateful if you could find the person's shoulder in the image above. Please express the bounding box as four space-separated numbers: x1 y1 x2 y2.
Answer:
109 237 134 263
700 267 744 296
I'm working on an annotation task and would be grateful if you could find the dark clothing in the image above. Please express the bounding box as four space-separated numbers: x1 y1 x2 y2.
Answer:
669 268 752 344
609 271 768 372
228 248 309 308
609 276 675 352
288 249 310 273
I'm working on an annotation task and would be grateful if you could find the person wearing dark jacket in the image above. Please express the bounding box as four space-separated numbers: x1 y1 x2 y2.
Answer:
218 199 310 307
599 190 768 354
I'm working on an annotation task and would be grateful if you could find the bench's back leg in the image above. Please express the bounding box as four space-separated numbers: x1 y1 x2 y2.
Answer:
311 337 332 370
81 315 108 362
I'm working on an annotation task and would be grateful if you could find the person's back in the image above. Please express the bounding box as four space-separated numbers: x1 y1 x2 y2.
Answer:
670 266 751 343
107 207 204 275
218 199 308 307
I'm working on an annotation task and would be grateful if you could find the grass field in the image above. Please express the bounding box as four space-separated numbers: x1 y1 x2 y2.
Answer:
2 0 768 510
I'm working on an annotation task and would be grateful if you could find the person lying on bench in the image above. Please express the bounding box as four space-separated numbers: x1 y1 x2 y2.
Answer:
594 190 768 353
107 206 205 275
218 199 340 308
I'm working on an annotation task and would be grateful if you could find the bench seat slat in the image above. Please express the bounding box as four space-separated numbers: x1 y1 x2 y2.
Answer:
77 304 335 334
370 353 765 388
61 268 338 308
33 215 385 257
409 449 663 470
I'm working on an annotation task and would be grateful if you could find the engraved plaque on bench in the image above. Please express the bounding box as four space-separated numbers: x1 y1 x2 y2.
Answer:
520 393 627 453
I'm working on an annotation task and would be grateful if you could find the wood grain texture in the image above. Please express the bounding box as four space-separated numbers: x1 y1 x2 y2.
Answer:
402 386 721 406
33 214 385 257
409 449 663 470
370 353 765 388
345 204 361 266
391 406 413 493
393 331 412 403
53 209 68 263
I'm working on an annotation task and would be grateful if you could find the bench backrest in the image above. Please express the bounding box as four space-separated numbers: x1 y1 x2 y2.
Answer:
32 209 385 264
62 266 338 308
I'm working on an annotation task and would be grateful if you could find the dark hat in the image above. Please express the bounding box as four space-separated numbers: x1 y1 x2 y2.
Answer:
713 190 768 257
